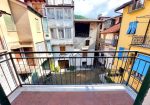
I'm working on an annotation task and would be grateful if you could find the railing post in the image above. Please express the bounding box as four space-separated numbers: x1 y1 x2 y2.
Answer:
126 51 138 86
9 53 22 87
0 84 11 105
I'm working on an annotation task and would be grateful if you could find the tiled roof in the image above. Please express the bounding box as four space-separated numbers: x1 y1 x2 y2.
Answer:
101 24 121 34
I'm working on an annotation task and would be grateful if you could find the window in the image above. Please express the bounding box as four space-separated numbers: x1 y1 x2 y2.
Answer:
82 62 87 67
127 21 138 34
3 15 16 31
64 8 71 19
58 28 64 39
55 0 63 5
60 45 65 55
35 19 41 33
56 9 63 19
50 28 57 39
47 8 55 19
47 0 54 5
85 40 90 46
64 0 72 5
42 18 48 33
65 28 71 39
129 0 144 12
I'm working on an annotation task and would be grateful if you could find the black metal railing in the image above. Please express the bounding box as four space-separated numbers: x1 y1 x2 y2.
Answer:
0 51 150 96
131 35 150 48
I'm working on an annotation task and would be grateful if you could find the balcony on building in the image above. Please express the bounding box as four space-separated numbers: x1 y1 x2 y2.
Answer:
131 35 150 48
1 51 150 105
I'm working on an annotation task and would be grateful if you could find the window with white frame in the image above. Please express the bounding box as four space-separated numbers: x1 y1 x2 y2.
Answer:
47 8 55 19
50 28 57 39
47 0 54 5
56 9 63 19
3 15 16 31
64 0 72 5
58 28 64 39
55 0 63 5
64 8 71 19
65 28 71 39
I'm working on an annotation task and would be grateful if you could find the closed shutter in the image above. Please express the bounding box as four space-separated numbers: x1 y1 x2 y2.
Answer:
3 15 16 31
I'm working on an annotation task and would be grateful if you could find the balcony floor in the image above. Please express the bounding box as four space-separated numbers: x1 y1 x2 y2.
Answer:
10 85 134 105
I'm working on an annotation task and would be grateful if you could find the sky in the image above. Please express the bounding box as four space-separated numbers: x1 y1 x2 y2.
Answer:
74 0 131 19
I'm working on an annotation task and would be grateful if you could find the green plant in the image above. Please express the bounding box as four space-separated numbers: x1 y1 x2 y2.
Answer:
54 66 60 72
50 59 55 71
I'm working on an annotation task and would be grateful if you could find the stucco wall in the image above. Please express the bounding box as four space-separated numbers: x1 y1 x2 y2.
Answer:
117 0 150 50
9 0 33 43
74 22 98 50
0 0 20 50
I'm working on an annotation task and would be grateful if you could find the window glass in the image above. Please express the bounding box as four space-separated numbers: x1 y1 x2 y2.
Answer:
47 8 55 19
50 28 57 39
56 9 63 19
42 18 49 33
64 0 72 5
3 15 16 31
64 8 71 19
55 0 63 5
65 28 71 38
58 28 64 38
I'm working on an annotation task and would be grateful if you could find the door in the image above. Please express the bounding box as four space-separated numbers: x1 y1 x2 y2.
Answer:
58 60 69 69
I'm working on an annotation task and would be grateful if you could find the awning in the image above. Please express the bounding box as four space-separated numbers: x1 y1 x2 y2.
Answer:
133 54 150 76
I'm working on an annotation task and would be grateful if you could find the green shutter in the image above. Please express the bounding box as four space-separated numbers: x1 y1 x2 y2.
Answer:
3 15 16 31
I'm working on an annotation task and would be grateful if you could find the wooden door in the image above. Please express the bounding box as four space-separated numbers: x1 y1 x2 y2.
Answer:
58 60 69 69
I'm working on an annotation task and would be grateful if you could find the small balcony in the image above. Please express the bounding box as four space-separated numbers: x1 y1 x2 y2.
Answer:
0 51 150 105
131 35 150 48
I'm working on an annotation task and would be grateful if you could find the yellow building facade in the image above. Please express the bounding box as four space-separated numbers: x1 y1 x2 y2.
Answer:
111 0 150 92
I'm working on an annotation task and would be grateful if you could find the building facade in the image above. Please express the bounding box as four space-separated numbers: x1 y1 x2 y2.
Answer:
112 0 150 92
74 19 101 69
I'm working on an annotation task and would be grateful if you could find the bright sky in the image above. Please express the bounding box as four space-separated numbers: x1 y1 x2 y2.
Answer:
74 0 131 19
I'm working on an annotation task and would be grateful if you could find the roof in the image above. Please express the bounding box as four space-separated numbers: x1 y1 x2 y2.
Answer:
115 1 133 11
101 24 121 34
75 19 102 23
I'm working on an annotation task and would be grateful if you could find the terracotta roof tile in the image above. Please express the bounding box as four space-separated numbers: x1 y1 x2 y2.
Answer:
101 24 121 34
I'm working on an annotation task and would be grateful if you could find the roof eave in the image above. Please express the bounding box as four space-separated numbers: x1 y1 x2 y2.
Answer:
115 1 133 12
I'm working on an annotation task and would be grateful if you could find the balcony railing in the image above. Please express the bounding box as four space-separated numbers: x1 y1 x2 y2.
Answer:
100 39 118 47
131 35 150 48
0 51 150 97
